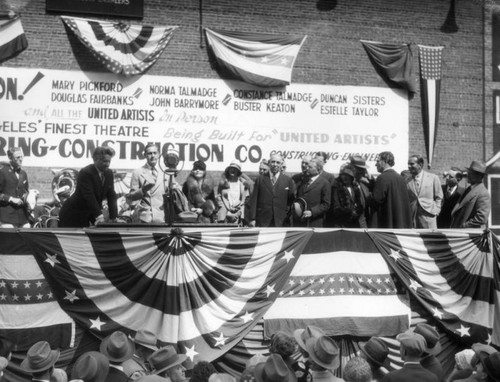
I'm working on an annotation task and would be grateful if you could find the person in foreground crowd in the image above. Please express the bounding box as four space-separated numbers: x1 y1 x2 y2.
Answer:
208 373 236 382
407 154 443 229
122 329 159 380
414 323 443 381
248 153 295 227
246 353 296 382
59 145 118 227
127 143 169 224
71 351 110 382
294 325 325 382
450 160 491 229
359 336 389 382
383 330 438 382
473 351 500 382
21 341 60 382
372 151 412 228
343 356 373 382
437 169 465 228
0 147 31 228
183 160 217 224
305 335 342 382
100 331 135 382
190 360 217 382
149 345 187 382
294 157 331 227
269 331 297 377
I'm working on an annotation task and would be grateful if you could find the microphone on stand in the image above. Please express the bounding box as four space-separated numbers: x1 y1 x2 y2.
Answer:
160 149 181 226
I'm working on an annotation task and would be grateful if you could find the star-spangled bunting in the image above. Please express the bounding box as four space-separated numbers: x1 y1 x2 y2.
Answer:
61 16 177 76
19 228 312 362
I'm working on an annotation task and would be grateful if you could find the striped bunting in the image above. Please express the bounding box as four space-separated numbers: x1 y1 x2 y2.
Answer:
61 16 177 76
205 28 306 87
0 231 75 351
0 12 28 63
19 228 312 363
263 229 411 338
367 230 500 346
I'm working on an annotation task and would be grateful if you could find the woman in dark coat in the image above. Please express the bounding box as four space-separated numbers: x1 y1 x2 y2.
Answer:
182 160 217 224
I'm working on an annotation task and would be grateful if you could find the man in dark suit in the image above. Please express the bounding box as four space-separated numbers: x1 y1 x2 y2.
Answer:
294 158 331 227
0 147 31 228
249 153 295 227
450 160 491 229
372 151 412 229
59 145 118 227
383 331 438 382
437 169 464 228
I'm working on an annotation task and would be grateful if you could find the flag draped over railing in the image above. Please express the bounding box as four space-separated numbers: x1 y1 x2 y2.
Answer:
205 28 307 87
360 40 416 93
61 16 177 76
418 44 444 168
0 12 28 63
19 228 313 363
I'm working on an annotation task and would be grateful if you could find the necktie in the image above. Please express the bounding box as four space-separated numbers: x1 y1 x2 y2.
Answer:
271 175 276 185
152 166 158 182
100 173 105 186
414 177 420 192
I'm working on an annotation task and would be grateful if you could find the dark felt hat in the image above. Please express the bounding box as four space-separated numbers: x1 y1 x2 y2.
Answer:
360 337 389 368
293 325 325 351
149 346 187 375
350 155 369 169
100 331 135 363
479 352 500 382
133 329 158 352
413 324 441 355
305 336 340 370
72 351 109 382
21 341 60 373
292 198 307 220
396 331 427 357
253 354 296 382
193 161 207 172
225 162 242 177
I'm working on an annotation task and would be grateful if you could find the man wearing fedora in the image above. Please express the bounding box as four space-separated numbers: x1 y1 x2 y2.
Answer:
350 155 375 227
100 331 135 382
450 160 491 229
149 345 187 382
293 325 325 382
305 335 342 382
250 353 297 382
359 337 389 382
383 331 438 382
414 323 443 382
123 329 159 380
21 341 60 382
71 351 110 382
476 351 500 382
407 154 443 229
248 153 295 227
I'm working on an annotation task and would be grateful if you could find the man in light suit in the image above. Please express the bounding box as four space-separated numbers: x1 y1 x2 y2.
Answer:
407 155 443 229
59 145 118 227
249 153 295 227
294 158 331 227
450 160 491 229
0 147 31 228
127 143 166 224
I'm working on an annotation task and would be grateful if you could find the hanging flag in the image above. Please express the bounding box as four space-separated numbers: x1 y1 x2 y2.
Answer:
418 45 444 169
205 28 307 87
360 40 416 93
0 232 75 351
368 230 500 347
61 16 177 76
263 230 411 338
0 12 28 63
19 228 313 363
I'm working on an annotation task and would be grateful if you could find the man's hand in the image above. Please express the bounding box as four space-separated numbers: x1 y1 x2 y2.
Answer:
302 210 312 219
141 182 155 193
9 197 24 207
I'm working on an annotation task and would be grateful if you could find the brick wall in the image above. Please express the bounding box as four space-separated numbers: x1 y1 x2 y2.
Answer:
0 0 486 199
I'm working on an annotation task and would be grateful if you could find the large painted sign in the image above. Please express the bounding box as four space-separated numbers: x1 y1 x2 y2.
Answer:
0 67 409 173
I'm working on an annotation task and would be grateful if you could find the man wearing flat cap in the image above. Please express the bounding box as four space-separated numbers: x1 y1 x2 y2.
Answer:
123 329 159 380
450 160 491 229
414 323 443 381
21 341 60 382
149 345 187 382
100 331 135 382
383 331 438 382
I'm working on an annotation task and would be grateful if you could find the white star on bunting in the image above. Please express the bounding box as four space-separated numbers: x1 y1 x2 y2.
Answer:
282 250 294 263
89 316 105 331
266 284 275 298
389 249 402 261
409 278 422 291
456 324 470 337
241 311 253 323
45 253 61 267
213 332 227 347
185 345 198 362
64 289 79 303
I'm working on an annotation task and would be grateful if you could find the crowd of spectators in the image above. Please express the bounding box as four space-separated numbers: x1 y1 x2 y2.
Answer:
0 146 492 229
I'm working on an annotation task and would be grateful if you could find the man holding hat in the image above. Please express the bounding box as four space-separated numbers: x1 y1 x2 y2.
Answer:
123 329 159 380
21 341 60 382
414 323 443 381
359 337 389 382
450 160 491 229
305 335 342 382
383 331 438 382
100 331 135 382
149 345 187 382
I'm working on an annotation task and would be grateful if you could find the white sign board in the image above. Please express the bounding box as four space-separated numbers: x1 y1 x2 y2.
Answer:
0 67 409 173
